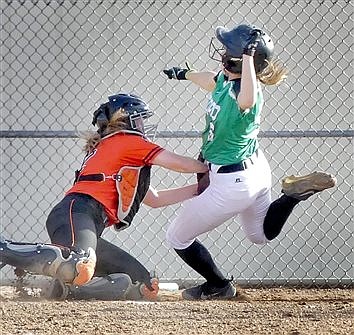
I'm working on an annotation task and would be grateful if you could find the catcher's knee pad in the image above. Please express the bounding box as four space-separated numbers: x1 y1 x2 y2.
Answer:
0 239 96 285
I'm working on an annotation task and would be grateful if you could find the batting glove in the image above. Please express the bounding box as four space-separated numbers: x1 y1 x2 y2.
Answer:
243 29 263 57
163 62 194 80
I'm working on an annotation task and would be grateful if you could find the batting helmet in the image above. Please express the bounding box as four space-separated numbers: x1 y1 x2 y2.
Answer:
92 93 156 137
209 23 274 74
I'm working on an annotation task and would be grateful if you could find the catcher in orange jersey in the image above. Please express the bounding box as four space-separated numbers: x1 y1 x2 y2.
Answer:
0 93 208 301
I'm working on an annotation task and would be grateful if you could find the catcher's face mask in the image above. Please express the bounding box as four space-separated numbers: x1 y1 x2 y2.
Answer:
127 109 157 139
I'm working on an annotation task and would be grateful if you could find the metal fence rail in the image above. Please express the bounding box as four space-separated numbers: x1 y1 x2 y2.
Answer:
1 0 353 287
1 130 354 138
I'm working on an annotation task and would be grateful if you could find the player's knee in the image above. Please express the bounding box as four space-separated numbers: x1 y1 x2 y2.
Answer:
165 225 177 247
166 224 194 250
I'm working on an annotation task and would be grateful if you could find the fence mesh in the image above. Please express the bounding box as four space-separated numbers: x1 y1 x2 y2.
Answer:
0 0 353 287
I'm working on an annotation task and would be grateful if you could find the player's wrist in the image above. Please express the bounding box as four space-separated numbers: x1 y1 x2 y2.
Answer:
185 69 196 80
243 47 256 57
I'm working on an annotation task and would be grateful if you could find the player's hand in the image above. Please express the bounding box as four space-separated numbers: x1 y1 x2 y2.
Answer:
163 62 194 80
243 29 263 57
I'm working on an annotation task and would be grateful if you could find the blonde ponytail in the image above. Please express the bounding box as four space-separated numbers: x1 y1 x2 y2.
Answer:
258 59 288 86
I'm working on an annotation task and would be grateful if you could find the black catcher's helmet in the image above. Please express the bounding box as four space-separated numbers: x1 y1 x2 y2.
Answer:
92 93 156 137
209 23 274 74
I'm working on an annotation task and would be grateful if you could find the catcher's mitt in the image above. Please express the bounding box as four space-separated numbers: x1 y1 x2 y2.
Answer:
197 152 210 195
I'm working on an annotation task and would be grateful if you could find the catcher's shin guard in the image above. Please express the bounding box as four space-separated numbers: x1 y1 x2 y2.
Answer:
0 239 96 285
44 274 159 301
69 273 133 300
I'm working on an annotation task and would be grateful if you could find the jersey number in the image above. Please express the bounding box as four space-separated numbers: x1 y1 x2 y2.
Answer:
206 99 220 142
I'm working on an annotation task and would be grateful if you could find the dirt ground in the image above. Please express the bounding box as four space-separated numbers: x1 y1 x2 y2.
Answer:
0 285 353 335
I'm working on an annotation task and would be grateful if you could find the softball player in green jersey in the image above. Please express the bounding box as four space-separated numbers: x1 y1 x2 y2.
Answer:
163 23 336 301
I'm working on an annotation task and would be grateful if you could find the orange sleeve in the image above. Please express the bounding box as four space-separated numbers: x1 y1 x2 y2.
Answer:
144 146 164 165
124 136 164 166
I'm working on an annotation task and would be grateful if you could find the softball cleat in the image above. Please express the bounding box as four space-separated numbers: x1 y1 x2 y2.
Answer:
282 171 337 200
182 279 236 300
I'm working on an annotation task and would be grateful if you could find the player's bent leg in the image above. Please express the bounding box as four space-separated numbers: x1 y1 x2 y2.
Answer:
282 171 336 200
0 238 96 285
239 189 271 245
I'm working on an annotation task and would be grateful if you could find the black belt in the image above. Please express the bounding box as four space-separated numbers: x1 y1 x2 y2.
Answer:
77 173 121 182
209 149 259 174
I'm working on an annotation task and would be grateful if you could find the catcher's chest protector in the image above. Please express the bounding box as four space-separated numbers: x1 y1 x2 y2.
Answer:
114 165 151 231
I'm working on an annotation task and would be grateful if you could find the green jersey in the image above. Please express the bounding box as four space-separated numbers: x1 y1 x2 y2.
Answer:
201 72 263 165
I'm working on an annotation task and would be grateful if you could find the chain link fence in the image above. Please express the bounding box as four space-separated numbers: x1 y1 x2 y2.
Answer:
1 0 353 287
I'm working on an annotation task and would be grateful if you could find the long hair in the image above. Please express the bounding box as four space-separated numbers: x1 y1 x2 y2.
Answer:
81 108 129 154
257 59 288 85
